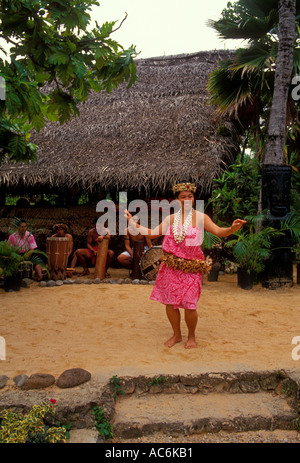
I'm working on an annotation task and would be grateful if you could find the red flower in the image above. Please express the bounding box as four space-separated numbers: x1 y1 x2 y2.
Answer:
50 398 56 405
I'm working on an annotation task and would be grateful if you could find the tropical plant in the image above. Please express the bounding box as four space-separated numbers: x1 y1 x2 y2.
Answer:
109 375 125 403
264 0 297 166
225 218 282 274
202 231 223 271
207 153 261 223
0 399 67 443
0 240 22 277
93 406 113 440
0 239 48 279
149 375 167 386
207 0 300 162
0 0 138 163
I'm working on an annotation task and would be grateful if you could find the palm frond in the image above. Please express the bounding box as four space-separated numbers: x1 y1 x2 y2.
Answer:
280 212 300 241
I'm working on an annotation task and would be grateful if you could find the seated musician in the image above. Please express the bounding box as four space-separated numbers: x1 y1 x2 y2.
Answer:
117 215 152 270
51 223 73 260
8 219 44 281
70 218 114 277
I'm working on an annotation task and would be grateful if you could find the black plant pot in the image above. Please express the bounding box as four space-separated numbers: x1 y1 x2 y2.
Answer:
4 275 22 292
297 264 300 285
207 269 219 282
237 268 254 290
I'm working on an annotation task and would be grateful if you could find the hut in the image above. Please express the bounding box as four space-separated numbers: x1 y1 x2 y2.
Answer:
0 50 241 253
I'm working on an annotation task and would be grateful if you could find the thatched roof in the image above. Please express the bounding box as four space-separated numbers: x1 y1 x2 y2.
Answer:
0 50 240 196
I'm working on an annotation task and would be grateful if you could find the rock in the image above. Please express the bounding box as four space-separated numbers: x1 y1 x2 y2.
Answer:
13 374 28 387
93 278 101 284
140 280 149 285
22 373 56 390
39 281 47 287
239 380 260 393
21 278 33 288
63 279 74 284
124 278 132 284
84 279 92 284
132 279 140 284
47 280 56 287
56 280 64 286
0 375 9 389
56 368 91 389
75 278 83 284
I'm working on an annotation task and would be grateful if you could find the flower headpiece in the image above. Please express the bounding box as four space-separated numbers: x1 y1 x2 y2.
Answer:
172 182 197 194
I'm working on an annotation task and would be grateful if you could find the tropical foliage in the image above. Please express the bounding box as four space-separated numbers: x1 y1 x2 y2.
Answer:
225 218 282 274
0 240 22 277
207 153 262 223
0 0 138 163
207 0 300 163
0 399 67 443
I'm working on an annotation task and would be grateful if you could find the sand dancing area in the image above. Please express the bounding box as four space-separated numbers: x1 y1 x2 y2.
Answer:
1 268 300 381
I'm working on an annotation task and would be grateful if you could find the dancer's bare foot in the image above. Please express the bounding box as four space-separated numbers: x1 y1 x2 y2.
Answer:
184 337 197 349
164 335 182 348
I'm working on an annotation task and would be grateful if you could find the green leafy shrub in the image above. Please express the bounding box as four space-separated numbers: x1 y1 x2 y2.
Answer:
0 399 68 443
110 375 125 402
93 406 113 439
0 240 22 277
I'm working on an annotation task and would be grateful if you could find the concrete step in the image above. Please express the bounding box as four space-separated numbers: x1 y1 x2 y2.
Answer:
112 392 298 438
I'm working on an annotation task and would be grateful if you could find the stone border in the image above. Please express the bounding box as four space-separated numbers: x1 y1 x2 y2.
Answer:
38 278 155 287
0 368 92 391
1 277 155 290
1 369 300 434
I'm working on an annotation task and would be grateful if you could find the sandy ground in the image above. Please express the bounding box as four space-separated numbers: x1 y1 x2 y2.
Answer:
1 268 300 381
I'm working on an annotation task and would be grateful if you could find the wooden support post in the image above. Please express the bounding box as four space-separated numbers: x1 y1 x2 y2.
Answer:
94 237 109 280
131 240 145 280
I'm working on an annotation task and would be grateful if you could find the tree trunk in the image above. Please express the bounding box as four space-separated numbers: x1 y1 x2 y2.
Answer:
262 0 296 288
263 0 296 165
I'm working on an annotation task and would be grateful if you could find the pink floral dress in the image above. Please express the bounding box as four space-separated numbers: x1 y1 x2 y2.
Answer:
150 225 204 310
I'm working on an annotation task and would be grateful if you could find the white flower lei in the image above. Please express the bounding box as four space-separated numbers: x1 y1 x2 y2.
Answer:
172 207 194 243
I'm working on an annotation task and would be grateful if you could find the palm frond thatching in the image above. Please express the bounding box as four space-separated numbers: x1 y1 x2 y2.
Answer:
0 51 241 196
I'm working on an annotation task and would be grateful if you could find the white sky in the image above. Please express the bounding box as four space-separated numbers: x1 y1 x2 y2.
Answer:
0 0 245 60
91 0 245 58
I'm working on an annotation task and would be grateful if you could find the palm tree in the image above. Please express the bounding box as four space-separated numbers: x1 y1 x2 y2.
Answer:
208 0 299 286
207 0 300 161
264 0 296 165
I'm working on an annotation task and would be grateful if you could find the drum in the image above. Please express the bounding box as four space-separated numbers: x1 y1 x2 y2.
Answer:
46 237 69 281
139 246 163 281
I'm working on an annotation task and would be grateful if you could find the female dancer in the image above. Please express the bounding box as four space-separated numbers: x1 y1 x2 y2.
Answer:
125 182 246 349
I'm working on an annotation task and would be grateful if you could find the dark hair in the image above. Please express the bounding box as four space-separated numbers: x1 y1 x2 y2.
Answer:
16 218 27 225
174 191 195 199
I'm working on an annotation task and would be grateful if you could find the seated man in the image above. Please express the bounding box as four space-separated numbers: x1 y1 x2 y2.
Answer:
51 223 73 262
117 216 152 270
8 219 44 281
71 218 114 277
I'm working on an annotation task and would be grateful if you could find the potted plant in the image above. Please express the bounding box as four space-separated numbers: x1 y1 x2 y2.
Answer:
0 240 49 291
225 225 282 289
0 240 23 291
280 213 300 285
202 231 223 281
